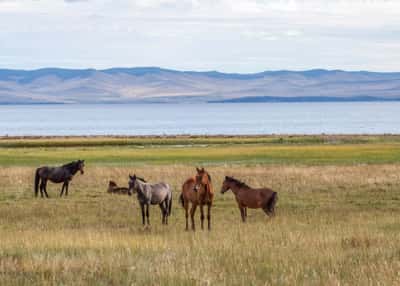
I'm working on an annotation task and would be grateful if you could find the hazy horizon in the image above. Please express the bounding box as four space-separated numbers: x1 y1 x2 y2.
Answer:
1 66 400 74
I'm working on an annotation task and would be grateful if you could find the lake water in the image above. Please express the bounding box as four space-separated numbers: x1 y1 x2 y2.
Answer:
0 102 399 136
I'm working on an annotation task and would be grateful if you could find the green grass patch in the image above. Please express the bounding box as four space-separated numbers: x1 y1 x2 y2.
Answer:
1 143 400 166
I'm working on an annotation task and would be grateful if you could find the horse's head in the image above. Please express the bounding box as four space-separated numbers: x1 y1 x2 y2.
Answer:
194 167 211 192
221 176 232 194
77 160 85 174
108 180 117 193
128 174 138 195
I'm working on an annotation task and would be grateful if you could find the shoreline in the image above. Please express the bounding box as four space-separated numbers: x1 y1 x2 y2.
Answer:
1 134 400 140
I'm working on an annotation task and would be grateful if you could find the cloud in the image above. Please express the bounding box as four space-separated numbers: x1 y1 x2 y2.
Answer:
64 0 87 3
0 0 400 72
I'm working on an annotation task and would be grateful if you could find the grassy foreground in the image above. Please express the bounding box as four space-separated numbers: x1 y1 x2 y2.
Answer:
1 136 400 285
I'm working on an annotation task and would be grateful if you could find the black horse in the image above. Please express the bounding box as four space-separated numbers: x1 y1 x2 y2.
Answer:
34 160 85 198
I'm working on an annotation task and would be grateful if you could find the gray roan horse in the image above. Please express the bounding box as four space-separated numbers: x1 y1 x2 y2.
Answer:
128 174 172 225
34 160 85 198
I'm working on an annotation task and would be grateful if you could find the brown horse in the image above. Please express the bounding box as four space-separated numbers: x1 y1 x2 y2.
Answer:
180 167 214 231
221 176 278 222
107 180 130 195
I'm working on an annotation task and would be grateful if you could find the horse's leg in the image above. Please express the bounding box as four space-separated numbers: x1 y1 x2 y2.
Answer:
190 203 197 231
200 204 205 230
65 181 69 196
239 206 246 222
164 200 168 225
35 176 40 197
43 180 49 198
39 180 44 198
207 203 211 230
146 204 150 225
159 203 166 225
262 203 274 217
184 201 189 231
140 203 145 225
262 207 271 216
60 182 66 197
159 204 164 224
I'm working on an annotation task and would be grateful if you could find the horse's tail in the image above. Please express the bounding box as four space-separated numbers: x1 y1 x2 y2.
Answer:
266 192 278 216
179 193 184 208
168 193 172 216
34 168 41 197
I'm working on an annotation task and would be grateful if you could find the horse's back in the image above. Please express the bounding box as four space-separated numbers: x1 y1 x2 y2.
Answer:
37 166 49 174
234 187 275 208
151 182 170 192
36 166 55 178
148 182 171 203
257 187 275 194
256 187 277 205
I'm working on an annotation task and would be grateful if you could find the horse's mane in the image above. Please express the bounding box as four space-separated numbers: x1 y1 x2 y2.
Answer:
62 161 78 169
226 176 250 188
136 176 147 183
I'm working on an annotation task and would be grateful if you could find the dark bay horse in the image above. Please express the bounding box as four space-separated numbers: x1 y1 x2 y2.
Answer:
34 160 85 198
221 176 278 222
180 167 214 231
128 174 172 225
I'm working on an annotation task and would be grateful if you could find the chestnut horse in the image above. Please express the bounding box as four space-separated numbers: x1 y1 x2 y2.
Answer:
221 176 277 222
180 167 214 231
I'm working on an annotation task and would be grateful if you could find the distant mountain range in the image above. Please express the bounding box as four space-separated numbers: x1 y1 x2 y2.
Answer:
0 67 399 104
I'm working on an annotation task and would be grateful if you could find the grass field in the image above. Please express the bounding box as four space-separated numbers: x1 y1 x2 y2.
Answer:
1 136 400 285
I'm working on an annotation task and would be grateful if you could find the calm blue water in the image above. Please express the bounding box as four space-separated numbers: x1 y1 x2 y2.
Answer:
0 102 399 136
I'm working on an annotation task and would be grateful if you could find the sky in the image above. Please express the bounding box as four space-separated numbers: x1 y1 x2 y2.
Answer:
0 0 399 72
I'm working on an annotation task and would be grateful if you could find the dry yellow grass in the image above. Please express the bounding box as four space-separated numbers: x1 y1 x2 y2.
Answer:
1 164 400 285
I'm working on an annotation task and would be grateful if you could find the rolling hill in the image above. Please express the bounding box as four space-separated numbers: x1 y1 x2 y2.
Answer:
0 67 399 104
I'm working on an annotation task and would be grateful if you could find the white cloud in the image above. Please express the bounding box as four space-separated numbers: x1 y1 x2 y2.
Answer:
0 0 399 72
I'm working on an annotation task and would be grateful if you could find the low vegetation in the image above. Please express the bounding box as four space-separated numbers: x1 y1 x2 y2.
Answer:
1 135 400 166
1 136 400 285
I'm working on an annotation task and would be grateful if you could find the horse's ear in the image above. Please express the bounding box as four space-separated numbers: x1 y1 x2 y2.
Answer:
196 167 200 173
201 167 205 172
225 176 228 180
